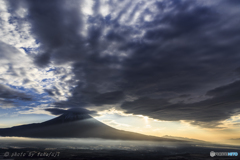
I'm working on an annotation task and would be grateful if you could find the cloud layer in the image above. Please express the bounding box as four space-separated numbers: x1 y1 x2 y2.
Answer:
2 0 240 128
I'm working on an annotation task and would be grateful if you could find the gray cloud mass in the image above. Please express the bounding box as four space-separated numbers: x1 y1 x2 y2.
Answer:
0 83 32 108
4 0 240 127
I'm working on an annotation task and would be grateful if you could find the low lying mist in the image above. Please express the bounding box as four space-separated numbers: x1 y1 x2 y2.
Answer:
0 137 239 152
0 137 184 150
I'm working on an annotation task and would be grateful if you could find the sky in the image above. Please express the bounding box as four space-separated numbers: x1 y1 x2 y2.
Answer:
0 0 240 145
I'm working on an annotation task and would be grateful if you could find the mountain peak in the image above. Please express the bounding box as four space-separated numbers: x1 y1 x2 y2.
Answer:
60 112 91 121
41 112 92 126
0 113 183 142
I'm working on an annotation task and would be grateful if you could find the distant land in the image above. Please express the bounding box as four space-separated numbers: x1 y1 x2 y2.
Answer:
0 112 183 142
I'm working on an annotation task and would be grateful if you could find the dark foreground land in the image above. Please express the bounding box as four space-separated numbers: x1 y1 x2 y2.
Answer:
0 147 239 160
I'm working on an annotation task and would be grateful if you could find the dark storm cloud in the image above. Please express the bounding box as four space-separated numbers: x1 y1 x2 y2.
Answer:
0 84 32 101
122 80 240 128
7 0 85 67
45 108 96 116
0 84 32 108
144 1 217 41
0 99 15 107
7 0 240 127
44 86 61 97
91 91 124 106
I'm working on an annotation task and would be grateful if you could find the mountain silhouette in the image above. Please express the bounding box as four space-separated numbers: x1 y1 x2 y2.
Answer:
0 113 182 141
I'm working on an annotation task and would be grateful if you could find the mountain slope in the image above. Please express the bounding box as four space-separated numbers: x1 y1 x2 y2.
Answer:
0 113 182 141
